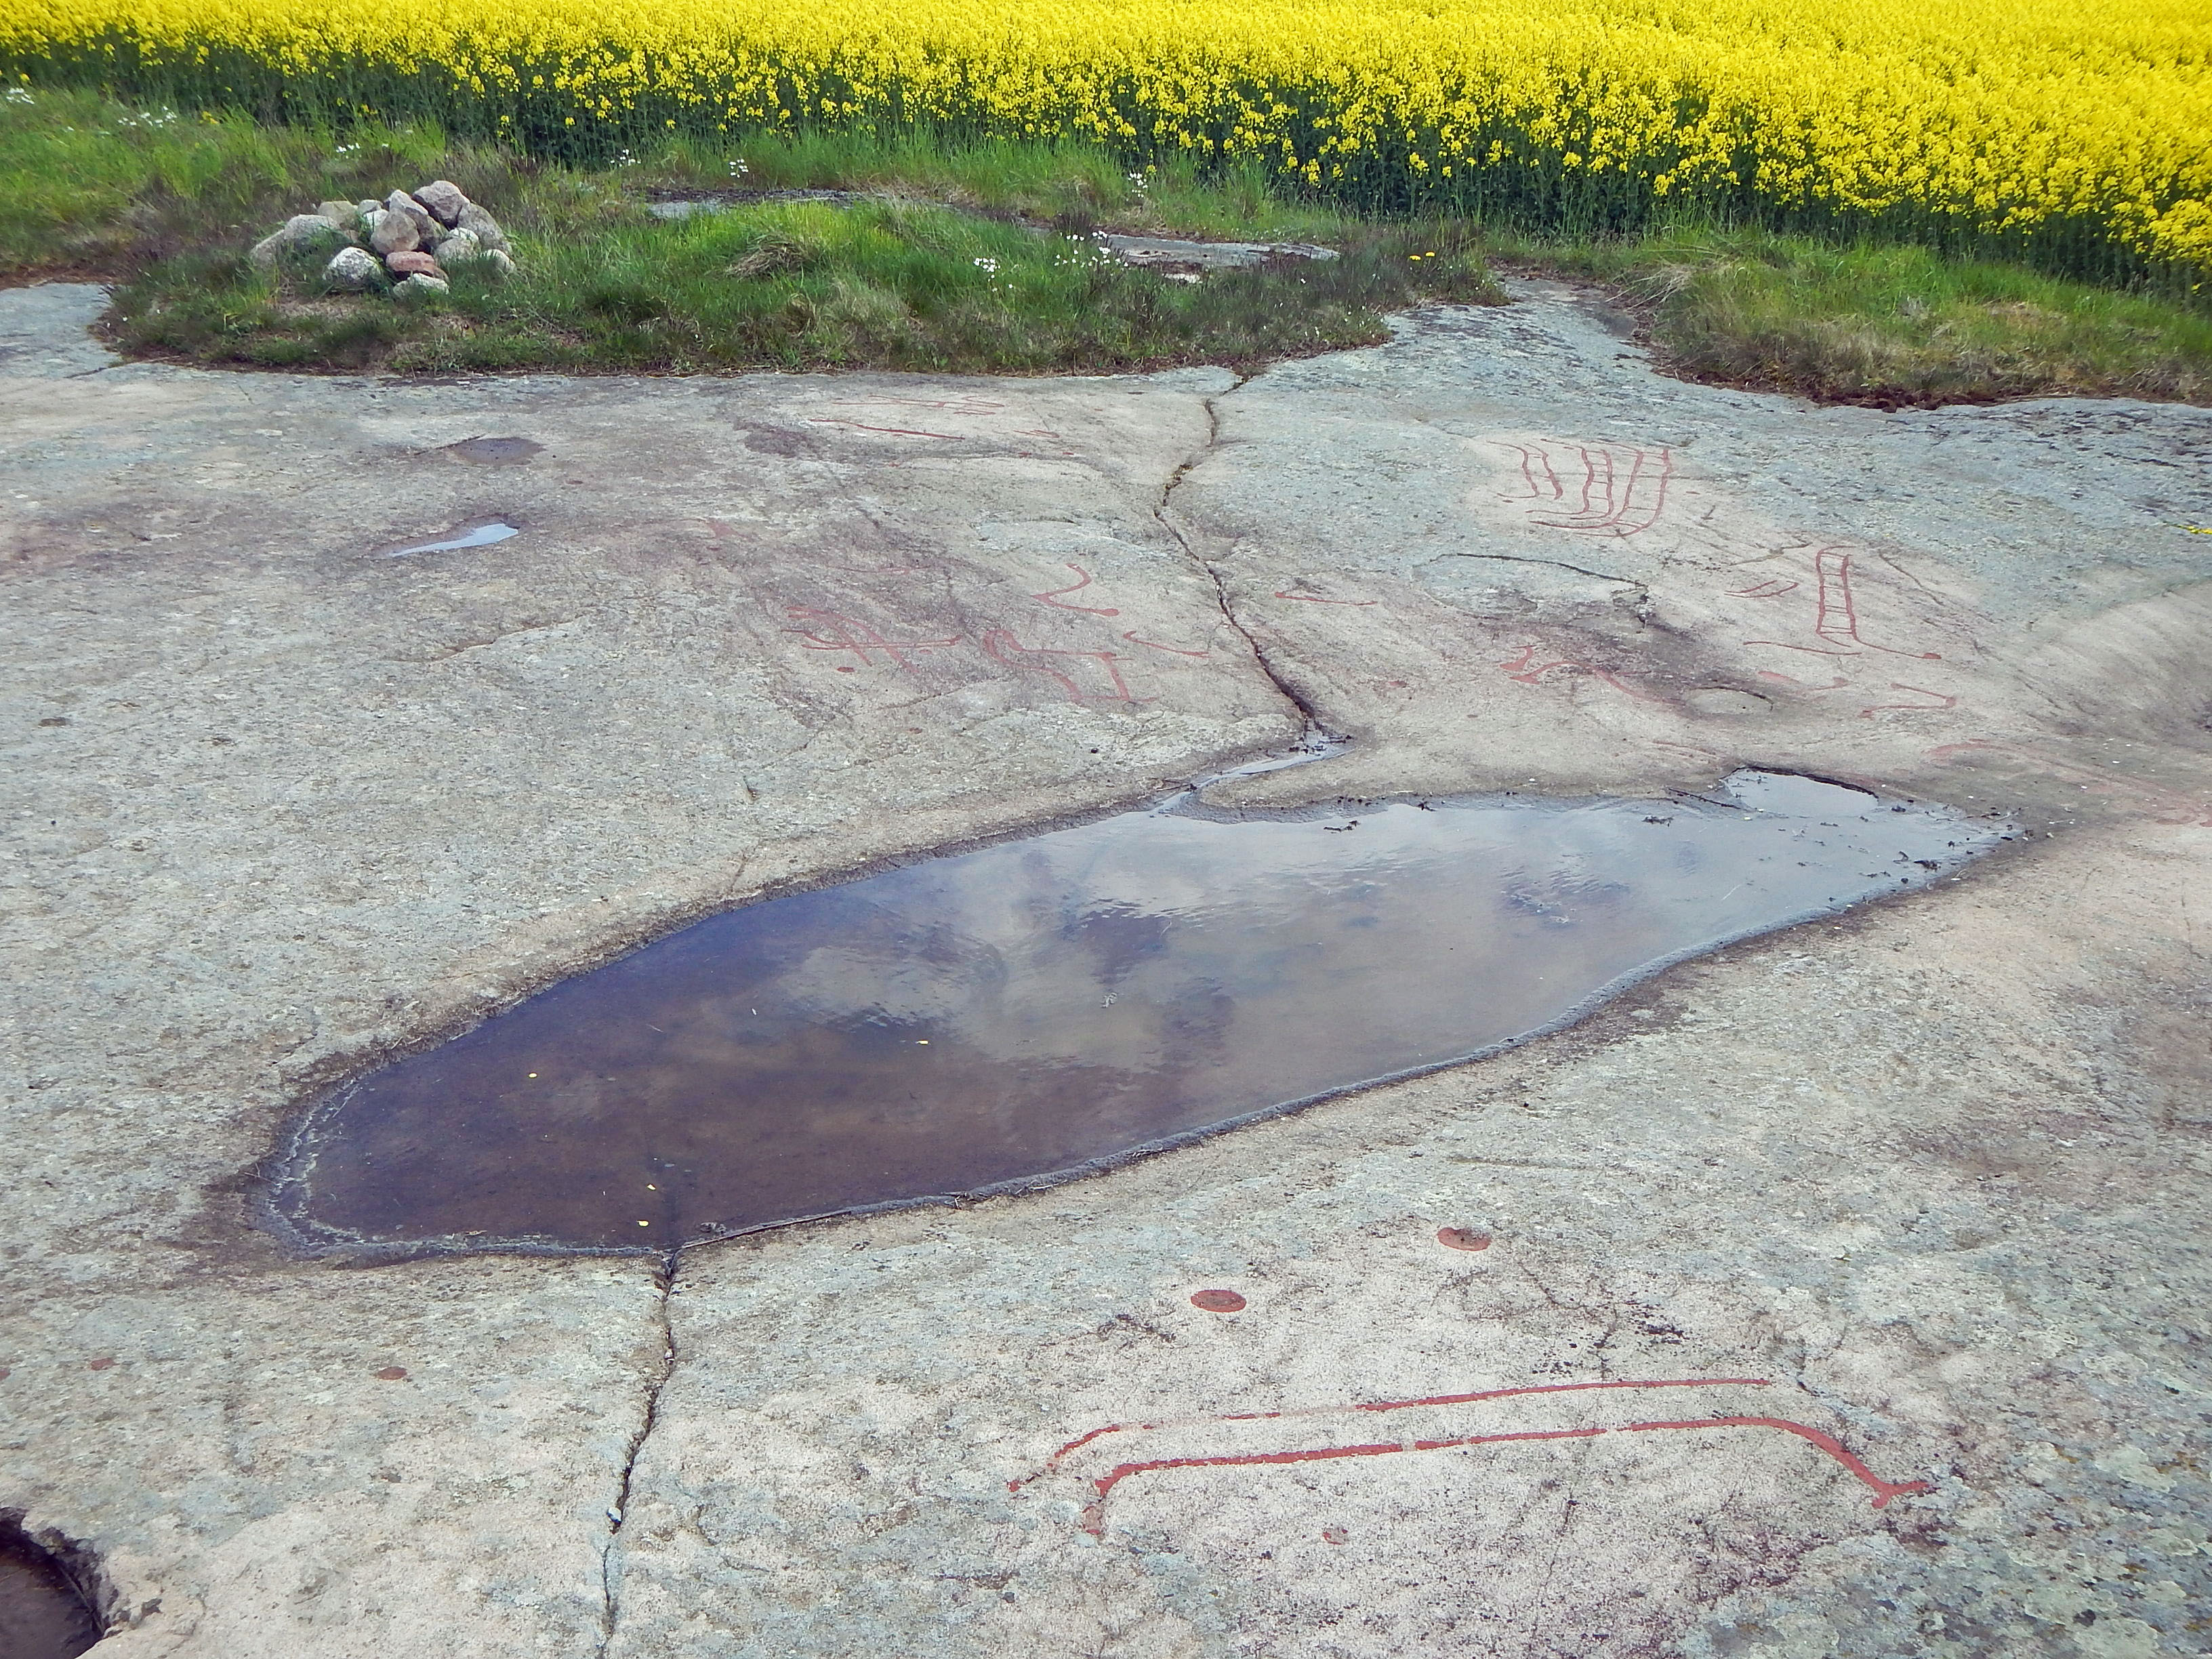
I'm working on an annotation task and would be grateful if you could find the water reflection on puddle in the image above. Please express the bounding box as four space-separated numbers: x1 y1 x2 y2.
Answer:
269 771 2004 1256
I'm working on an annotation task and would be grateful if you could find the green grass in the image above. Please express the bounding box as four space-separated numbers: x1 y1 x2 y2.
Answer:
112 199 1496 374
4 88 2209 401
1509 228 2212 406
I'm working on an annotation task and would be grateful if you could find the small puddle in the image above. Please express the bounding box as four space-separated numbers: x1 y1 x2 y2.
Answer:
0 1521 101 1659
385 520 519 558
441 436 542 466
267 771 2004 1256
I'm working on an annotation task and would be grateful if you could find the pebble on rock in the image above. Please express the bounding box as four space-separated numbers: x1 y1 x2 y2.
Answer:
249 213 349 268
385 250 446 278
413 180 470 227
394 272 451 299
323 246 387 292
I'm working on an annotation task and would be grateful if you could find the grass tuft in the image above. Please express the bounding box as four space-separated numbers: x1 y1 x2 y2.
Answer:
4 91 2206 401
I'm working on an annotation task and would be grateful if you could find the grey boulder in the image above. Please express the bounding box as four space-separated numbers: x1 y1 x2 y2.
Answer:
430 228 482 264
314 200 364 234
383 190 438 239
368 209 421 257
413 180 470 226
455 203 509 253
394 272 452 299
249 214 349 268
322 246 387 292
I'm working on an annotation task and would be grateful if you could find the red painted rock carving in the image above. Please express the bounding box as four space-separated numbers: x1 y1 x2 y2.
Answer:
1504 442 1675 537
1033 563 1122 616
1190 1289 1248 1313
1437 1227 1492 1251
1120 630 1213 658
979 628 1149 703
783 606 960 671
1858 682 1957 718
1745 549 1941 661
805 417 967 441
1010 1375 1933 1532
1496 643 1668 705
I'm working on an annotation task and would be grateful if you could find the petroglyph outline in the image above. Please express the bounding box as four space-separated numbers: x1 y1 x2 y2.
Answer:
1012 1376 1932 1534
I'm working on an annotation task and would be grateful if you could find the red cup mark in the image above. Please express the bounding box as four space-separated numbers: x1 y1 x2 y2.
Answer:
375 1366 410 1381
87 1356 115 1371
1437 1227 1492 1251
1190 1289 1247 1313
1321 1526 1349 1544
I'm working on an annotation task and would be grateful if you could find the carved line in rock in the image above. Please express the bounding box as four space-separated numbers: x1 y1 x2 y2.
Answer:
1013 1376 1932 1536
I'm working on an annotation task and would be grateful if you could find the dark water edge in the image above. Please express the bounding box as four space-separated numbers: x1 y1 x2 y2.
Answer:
0 1521 103 1659
262 769 2009 1261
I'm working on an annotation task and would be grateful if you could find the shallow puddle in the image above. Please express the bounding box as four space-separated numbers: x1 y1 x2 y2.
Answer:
441 436 542 466
0 1524 101 1659
268 772 2003 1255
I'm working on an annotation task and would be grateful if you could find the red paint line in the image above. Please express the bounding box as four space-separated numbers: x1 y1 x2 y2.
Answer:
1121 631 1212 657
1033 562 1121 616
805 418 967 440
1015 1377 1771 1490
980 628 1149 703
1757 670 1850 689
1858 682 1957 718
1744 640 1862 657
1078 1412 1931 1534
783 606 960 670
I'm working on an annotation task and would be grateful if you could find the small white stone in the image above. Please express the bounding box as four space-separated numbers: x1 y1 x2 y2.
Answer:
394 272 452 300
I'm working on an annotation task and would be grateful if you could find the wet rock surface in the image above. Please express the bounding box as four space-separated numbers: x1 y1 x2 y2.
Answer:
1 279 2207 1658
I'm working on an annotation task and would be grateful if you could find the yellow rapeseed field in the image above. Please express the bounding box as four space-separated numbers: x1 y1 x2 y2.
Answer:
3 0 2209 274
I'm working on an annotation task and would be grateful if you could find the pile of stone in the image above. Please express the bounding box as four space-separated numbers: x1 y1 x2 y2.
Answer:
249 181 515 298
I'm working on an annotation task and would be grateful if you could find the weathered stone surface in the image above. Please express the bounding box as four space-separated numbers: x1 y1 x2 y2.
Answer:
455 202 509 252
483 248 517 279
314 199 364 234
384 251 445 279
413 180 470 227
394 272 452 299
384 189 438 241
367 208 419 257
321 245 386 292
247 213 348 268
0 280 2206 1659
429 229 481 265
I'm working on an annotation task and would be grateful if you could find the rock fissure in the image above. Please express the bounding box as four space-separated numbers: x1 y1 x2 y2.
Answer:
598 1250 678 1656
1155 393 1334 734
1416 549 1652 597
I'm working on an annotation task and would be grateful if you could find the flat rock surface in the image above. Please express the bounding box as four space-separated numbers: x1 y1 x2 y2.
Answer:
1 279 2207 1658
